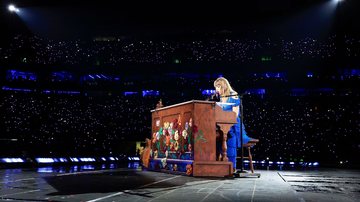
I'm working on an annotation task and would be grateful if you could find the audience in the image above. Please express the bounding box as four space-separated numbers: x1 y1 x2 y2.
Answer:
0 34 359 166
1 34 356 65
0 84 358 165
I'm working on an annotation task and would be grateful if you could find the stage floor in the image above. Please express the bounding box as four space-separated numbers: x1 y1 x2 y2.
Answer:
0 165 359 202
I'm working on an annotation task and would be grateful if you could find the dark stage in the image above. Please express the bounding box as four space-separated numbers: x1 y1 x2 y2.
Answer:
0 164 359 202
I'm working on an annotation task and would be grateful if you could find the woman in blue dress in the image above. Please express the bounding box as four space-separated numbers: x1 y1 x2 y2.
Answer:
214 77 259 171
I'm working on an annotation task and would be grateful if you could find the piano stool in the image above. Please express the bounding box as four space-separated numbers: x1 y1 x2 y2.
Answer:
237 142 257 173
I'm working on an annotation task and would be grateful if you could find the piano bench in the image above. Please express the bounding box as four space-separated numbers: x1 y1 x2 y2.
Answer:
237 143 257 173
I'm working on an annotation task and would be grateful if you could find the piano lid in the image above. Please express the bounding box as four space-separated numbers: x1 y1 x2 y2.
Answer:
151 100 214 112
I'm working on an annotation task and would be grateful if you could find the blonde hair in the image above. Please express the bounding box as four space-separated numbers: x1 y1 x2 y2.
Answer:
213 77 237 97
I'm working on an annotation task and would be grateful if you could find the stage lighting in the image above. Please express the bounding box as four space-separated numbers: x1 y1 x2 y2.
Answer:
8 4 19 12
35 158 55 163
79 158 95 162
8 5 15 11
81 165 95 170
70 157 79 162
1 158 24 163
59 158 67 162
37 167 54 173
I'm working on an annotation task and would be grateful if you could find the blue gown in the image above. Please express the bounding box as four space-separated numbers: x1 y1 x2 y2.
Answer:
220 95 251 170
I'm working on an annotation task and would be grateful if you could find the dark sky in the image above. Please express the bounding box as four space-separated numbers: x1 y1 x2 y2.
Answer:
1 0 359 40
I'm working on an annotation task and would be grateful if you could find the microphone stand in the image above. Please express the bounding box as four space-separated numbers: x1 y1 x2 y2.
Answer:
240 94 245 173
235 93 261 178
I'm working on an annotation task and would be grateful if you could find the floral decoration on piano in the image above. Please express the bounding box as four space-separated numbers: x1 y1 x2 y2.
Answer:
151 118 199 160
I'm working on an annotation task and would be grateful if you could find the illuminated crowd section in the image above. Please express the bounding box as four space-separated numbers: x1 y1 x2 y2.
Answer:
1 34 359 66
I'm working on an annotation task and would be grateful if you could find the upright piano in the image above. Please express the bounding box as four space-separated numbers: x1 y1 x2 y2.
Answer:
148 100 237 177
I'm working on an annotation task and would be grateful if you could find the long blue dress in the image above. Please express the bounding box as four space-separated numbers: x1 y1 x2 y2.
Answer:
219 95 251 170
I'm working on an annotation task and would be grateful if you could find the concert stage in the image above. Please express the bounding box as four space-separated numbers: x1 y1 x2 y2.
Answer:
0 164 358 202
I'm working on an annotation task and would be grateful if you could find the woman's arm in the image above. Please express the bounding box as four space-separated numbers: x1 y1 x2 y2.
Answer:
233 105 239 117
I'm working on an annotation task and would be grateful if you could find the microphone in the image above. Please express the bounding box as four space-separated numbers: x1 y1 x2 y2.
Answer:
209 92 220 101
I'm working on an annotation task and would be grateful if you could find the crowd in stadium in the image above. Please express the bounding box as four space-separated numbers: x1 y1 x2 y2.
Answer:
0 34 359 166
0 80 358 166
1 34 359 65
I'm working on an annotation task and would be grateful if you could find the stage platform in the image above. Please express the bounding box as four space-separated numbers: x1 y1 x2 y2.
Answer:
0 164 359 202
